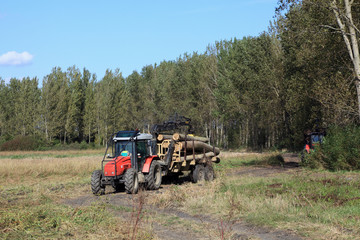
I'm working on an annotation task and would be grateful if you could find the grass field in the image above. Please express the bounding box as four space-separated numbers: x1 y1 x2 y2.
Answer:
1 150 360 239
0 149 133 239
151 154 360 239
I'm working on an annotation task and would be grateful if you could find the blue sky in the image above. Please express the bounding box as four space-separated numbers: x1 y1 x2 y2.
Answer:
0 0 279 83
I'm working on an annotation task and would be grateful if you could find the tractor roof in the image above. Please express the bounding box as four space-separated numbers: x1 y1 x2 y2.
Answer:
113 130 153 141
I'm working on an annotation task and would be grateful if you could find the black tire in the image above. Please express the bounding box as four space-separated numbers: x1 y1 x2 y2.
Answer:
192 165 205 183
145 161 162 190
124 168 139 194
91 170 105 195
204 165 214 181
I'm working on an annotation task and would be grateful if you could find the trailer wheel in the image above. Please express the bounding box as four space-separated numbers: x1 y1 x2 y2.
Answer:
192 165 205 183
204 165 214 181
91 170 105 195
146 161 162 190
125 168 139 194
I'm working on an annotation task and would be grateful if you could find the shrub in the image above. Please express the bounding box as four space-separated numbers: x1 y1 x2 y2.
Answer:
302 125 360 171
0 135 45 151
266 154 285 166
80 141 88 150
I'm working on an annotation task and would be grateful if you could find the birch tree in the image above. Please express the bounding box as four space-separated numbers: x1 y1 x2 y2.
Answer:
331 0 360 120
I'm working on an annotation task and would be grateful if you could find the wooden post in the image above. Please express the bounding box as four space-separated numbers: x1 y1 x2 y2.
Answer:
184 134 187 161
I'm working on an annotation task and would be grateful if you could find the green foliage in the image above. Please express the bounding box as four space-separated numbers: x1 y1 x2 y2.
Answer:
303 126 360 170
0 0 359 152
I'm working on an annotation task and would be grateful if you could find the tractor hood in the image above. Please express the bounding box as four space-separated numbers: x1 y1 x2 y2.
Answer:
104 156 131 176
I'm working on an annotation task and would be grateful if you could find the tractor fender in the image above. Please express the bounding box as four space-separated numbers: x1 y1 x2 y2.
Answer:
142 155 159 173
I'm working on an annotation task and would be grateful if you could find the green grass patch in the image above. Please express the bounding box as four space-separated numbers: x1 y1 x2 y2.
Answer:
214 170 360 238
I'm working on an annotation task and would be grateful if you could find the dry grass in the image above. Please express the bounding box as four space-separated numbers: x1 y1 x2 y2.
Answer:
2 150 359 239
0 156 99 186
0 150 150 239
0 148 104 157
1 149 160 239
218 151 265 159
149 154 360 240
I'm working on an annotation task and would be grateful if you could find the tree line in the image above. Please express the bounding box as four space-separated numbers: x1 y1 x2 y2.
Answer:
0 0 359 150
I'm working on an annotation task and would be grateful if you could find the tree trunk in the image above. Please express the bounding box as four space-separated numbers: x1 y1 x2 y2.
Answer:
345 0 360 121
333 0 360 120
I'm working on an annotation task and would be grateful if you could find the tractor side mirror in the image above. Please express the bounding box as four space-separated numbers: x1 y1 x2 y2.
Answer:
107 154 113 158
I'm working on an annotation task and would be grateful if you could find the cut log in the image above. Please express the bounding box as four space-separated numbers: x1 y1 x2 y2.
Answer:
157 134 173 141
172 133 209 143
177 141 220 155
179 152 215 161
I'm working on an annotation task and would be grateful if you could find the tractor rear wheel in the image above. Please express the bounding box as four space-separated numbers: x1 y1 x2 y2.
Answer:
124 168 139 194
91 170 105 195
204 164 214 181
146 160 162 190
192 165 205 183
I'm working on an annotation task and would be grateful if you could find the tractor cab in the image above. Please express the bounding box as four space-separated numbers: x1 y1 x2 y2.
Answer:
111 131 154 168
103 130 154 176
304 128 326 153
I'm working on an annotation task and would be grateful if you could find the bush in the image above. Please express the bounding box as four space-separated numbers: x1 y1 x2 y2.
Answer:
266 154 285 166
0 135 45 151
80 141 88 150
302 125 360 171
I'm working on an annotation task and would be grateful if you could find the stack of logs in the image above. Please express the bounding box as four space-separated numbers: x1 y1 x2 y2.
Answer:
157 133 220 164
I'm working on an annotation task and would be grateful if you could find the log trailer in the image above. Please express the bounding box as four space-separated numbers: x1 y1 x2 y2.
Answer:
91 115 220 195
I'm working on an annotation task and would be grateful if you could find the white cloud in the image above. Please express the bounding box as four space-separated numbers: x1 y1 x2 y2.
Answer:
0 51 34 66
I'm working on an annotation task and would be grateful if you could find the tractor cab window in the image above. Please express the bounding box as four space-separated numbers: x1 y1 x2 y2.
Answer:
136 141 147 159
311 135 320 143
311 134 324 144
115 141 135 157
136 140 148 170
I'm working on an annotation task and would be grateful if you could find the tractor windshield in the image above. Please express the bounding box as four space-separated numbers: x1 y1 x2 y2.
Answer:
311 135 320 143
311 134 324 144
115 141 135 157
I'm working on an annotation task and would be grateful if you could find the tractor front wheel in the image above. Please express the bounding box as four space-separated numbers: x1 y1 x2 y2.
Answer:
124 168 139 194
146 160 162 190
91 170 105 195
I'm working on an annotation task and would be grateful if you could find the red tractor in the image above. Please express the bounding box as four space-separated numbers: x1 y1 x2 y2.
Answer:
91 130 161 195
91 114 220 195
